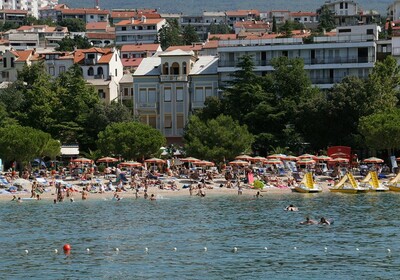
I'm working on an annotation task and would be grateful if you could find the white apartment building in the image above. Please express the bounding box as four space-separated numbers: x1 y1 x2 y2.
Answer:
217 24 378 89
115 17 166 45
133 50 219 144
388 0 400 20
0 49 41 82
0 0 57 18
321 0 361 26
180 11 226 40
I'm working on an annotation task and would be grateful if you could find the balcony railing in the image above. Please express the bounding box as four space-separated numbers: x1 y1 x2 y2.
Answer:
218 56 374 67
137 103 157 109
191 101 205 109
160 75 188 82
85 58 96 65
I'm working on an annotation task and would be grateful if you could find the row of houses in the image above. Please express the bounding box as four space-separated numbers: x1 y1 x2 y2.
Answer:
1 23 397 145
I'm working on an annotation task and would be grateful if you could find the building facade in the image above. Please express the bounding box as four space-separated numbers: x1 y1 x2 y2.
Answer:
115 17 166 45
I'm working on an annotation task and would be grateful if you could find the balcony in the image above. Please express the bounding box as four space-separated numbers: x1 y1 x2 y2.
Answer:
160 75 188 82
85 58 97 65
191 101 205 109
137 103 157 110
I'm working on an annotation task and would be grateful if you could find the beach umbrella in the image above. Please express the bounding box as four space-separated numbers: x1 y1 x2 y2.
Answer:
71 157 93 164
328 157 349 164
316 155 332 161
267 154 286 159
195 160 215 167
264 159 283 165
229 160 250 166
144 158 165 164
249 156 266 163
119 161 142 167
235 154 253 161
296 159 316 165
180 157 201 163
298 154 318 160
97 157 118 163
363 157 384 164
283 155 298 161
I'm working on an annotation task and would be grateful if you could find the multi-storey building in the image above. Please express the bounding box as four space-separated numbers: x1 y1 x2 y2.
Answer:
133 50 218 144
226 10 260 27
0 0 56 18
8 25 68 48
115 17 166 45
180 11 226 40
318 0 368 26
0 49 41 82
0 9 27 25
120 43 161 59
56 6 109 23
217 24 378 89
110 9 160 25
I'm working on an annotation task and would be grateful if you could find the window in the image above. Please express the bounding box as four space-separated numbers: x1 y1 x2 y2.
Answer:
97 67 103 76
10 57 14 67
340 2 343 9
122 27 126 31
164 87 171 102
3 58 6 68
176 87 183 101
182 62 187 74
49 66 55 75
124 88 129 96
177 114 184 129
139 89 147 103
194 87 204 102
98 89 106 99
205 87 212 98
122 54 128 58
88 67 94 76
366 29 374 35
130 88 134 96
115 69 118 77
148 115 156 128
59 66 66 73
164 115 172 128
148 88 156 102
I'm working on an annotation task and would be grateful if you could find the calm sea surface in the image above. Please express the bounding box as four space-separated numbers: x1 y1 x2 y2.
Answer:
1 192 400 279
64 0 391 16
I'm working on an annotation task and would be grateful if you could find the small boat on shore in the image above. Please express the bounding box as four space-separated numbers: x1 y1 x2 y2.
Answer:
387 173 400 191
359 171 388 192
292 172 322 193
329 173 370 193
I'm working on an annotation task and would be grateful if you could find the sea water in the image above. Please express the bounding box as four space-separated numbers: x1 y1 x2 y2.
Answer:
1 193 400 279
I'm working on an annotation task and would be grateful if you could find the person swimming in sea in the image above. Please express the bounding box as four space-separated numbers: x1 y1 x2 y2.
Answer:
300 217 317 225
285 204 299 211
319 217 331 225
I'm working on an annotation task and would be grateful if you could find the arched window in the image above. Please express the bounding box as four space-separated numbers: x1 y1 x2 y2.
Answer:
88 67 94 76
163 62 169 75
182 62 187 74
97 67 104 77
170 62 179 75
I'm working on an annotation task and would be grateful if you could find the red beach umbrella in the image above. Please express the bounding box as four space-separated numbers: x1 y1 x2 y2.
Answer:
363 157 384 164
229 160 250 166
97 157 118 163
235 154 253 161
119 161 142 167
71 157 93 164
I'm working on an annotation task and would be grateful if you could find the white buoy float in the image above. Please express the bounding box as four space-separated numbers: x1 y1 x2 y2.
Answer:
86 248 90 252
387 249 391 253
204 247 207 252
233 247 238 253
264 247 268 251
115 248 119 252
324 247 328 252
54 249 58 254
294 247 297 250
24 250 29 254
145 247 149 253
173 247 177 251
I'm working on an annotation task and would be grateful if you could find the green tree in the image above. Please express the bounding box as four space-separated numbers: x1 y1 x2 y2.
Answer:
0 125 60 168
97 122 166 160
272 16 277 33
182 24 200 45
157 19 182 50
58 18 86 32
359 109 400 154
317 5 336 32
366 55 400 111
53 64 100 149
56 35 92 51
279 20 294 37
209 22 231 34
184 115 254 162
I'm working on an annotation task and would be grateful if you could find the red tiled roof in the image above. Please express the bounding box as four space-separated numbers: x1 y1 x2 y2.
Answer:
234 21 270 29
121 43 160 52
111 10 160 19
61 8 109 15
1 9 28 14
86 21 108 30
86 32 115 39
207 33 237 40
122 57 143 67
74 48 114 64
115 18 164 26
203 40 218 49
166 45 203 52
226 10 260 17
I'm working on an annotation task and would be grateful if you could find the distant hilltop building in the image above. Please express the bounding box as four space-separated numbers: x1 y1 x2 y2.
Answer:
0 0 58 18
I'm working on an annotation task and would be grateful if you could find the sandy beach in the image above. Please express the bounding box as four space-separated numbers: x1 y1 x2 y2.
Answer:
0 175 335 202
